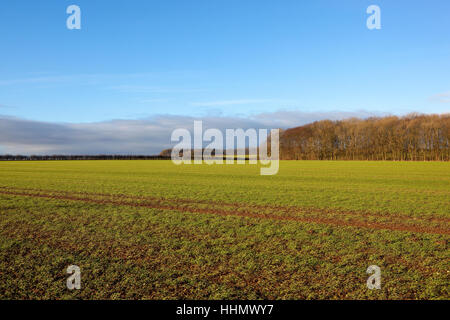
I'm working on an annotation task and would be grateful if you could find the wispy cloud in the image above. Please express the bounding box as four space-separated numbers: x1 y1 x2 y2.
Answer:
251 110 389 128
190 99 296 107
110 85 205 94
0 103 17 109
138 98 170 103
0 110 383 155
0 72 174 86
0 75 72 86
430 91 450 103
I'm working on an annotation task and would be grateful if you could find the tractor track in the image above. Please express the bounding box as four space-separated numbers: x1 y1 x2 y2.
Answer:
1 187 449 236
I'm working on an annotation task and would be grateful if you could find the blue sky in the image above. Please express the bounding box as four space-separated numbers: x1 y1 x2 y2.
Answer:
0 0 449 124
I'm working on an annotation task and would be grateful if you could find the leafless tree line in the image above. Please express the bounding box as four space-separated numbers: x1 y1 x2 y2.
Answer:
279 113 450 161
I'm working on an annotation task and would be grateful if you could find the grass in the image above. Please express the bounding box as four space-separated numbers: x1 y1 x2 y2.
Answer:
0 160 449 299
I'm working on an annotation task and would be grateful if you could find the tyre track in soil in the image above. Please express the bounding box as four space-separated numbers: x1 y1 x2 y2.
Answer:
0 188 449 236
1 186 449 224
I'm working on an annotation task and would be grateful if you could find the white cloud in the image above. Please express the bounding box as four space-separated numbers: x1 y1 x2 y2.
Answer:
0 103 17 109
138 98 169 103
0 72 171 87
110 85 205 94
190 99 295 107
430 91 450 103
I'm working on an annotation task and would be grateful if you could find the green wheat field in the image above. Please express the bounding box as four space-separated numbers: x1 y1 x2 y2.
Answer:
0 160 449 299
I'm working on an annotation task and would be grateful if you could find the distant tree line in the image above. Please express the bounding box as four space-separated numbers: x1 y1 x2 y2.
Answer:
279 113 450 161
0 155 170 161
